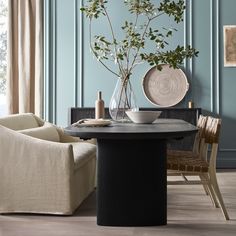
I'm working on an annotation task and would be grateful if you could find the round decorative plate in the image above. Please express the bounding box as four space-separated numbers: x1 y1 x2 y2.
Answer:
142 64 189 107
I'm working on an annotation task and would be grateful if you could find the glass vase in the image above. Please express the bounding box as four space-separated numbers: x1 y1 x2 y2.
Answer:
109 77 138 122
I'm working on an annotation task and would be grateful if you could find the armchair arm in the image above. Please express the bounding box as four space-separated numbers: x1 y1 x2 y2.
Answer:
55 126 97 145
31 113 96 145
0 125 74 167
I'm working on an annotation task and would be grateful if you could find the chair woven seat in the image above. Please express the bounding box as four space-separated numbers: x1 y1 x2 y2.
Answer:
167 149 194 158
167 156 209 172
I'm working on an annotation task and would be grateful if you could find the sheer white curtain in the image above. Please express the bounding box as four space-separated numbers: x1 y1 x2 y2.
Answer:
7 0 43 116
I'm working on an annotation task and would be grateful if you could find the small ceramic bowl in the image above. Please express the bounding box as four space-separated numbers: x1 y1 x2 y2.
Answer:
125 110 162 124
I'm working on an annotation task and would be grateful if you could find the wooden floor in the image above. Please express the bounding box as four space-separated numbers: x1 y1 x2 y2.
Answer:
0 171 236 236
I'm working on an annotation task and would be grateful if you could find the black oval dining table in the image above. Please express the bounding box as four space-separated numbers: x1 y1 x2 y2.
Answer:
65 119 198 227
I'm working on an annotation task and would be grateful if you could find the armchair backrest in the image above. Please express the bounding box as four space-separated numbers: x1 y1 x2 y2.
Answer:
0 113 40 130
0 113 61 142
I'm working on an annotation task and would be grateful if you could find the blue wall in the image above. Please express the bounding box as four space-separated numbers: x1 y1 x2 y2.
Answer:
44 0 236 168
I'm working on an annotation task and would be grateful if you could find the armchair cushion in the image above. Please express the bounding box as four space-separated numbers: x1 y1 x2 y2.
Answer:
18 122 60 142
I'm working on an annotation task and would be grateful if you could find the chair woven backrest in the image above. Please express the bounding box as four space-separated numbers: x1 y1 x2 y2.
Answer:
205 116 221 144
197 115 208 138
192 115 208 154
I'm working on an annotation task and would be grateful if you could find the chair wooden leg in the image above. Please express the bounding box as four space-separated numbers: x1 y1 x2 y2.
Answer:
200 174 219 208
209 171 230 220
207 182 220 208
199 175 210 196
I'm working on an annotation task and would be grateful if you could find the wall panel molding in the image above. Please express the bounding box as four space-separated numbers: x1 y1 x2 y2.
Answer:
210 0 214 112
210 0 220 114
216 0 220 115
74 0 84 107
211 0 235 153
184 0 193 87
79 0 84 107
74 0 78 107
52 0 57 124
43 0 48 120
43 0 236 166
217 159 236 168
44 0 56 123
220 149 236 152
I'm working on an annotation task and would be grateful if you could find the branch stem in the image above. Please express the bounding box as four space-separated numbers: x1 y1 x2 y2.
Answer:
89 20 120 77
126 13 139 72
128 12 165 74
128 17 151 74
101 3 125 77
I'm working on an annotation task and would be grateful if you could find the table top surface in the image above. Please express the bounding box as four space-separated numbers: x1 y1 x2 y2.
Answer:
65 118 198 140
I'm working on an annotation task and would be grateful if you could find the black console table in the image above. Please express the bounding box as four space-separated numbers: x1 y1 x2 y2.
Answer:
68 107 201 150
65 119 198 226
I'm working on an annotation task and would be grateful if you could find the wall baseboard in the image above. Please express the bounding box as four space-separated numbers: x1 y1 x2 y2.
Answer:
217 159 236 169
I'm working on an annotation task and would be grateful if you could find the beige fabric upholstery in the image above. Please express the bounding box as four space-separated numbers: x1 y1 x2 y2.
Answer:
71 142 97 170
18 122 60 142
0 113 96 215
0 113 39 130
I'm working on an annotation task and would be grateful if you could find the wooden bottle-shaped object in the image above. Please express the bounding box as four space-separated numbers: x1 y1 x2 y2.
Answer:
95 91 105 119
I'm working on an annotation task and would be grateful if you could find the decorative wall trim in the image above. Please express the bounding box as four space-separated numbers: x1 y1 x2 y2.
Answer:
183 0 187 70
210 0 214 112
216 0 220 115
211 0 232 152
217 159 236 168
74 0 78 107
219 149 236 152
184 0 192 78
184 0 193 104
210 0 220 114
189 0 193 81
215 0 220 114
52 0 57 124
43 0 48 120
44 0 55 123
43 1 236 163
79 0 84 107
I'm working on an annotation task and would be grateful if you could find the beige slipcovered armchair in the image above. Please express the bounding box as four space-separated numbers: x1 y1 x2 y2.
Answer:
0 113 96 215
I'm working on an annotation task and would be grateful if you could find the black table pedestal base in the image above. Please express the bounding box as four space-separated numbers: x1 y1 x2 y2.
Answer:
97 138 167 226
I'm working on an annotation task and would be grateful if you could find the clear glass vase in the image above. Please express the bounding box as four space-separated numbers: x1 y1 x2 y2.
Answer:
109 77 138 122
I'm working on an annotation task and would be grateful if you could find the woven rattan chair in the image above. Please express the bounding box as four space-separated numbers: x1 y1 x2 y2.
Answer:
167 114 208 158
167 115 208 188
167 116 229 220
